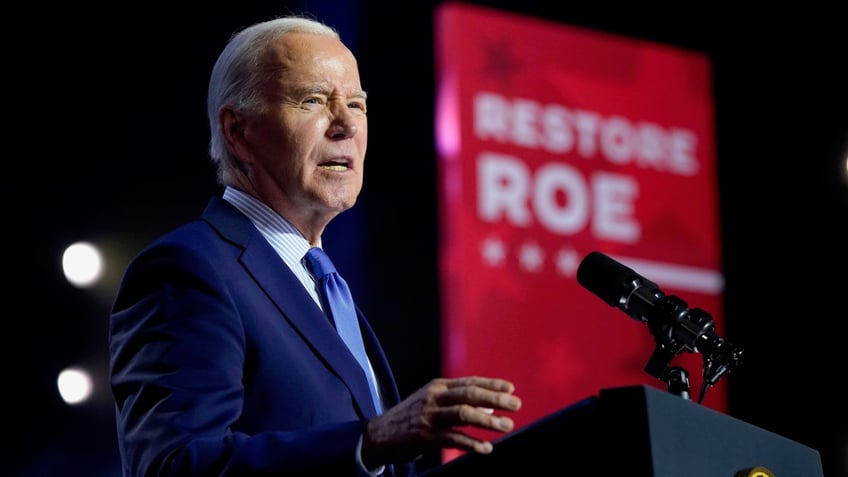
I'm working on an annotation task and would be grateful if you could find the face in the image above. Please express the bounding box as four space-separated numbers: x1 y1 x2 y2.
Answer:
232 32 367 232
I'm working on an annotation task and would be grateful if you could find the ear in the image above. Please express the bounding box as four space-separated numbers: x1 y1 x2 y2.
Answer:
219 106 253 165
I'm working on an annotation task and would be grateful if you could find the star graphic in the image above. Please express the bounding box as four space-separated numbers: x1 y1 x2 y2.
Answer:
518 241 544 272
481 237 507 266
555 247 580 277
479 36 522 87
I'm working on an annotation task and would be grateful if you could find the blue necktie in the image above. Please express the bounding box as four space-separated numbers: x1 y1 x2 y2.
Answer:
304 247 383 416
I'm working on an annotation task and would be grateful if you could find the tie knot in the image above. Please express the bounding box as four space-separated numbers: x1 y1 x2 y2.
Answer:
304 247 337 279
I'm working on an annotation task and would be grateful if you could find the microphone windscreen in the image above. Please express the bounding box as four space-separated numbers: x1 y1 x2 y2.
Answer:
576 251 639 307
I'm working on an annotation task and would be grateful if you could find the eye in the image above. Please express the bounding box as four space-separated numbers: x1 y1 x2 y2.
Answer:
348 100 367 113
303 96 324 105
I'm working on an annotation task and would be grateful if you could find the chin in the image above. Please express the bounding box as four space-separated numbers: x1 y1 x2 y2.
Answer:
324 196 357 214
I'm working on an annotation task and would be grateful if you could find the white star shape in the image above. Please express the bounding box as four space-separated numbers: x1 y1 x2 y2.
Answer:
518 241 544 272
555 248 580 277
481 237 507 266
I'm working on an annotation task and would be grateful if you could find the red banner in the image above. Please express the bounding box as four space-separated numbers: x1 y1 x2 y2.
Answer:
435 2 726 455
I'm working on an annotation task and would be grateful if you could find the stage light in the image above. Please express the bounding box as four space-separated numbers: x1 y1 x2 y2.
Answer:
62 241 104 288
57 367 94 405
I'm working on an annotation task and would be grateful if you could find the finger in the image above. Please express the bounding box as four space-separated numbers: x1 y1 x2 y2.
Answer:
444 376 515 393
434 429 493 454
430 404 515 432
433 428 496 455
459 405 515 432
437 384 522 411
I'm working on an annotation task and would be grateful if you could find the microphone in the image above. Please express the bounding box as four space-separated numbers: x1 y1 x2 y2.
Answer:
576 251 743 400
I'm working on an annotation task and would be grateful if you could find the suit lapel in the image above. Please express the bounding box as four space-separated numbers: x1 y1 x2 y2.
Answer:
357 309 401 409
202 196 381 418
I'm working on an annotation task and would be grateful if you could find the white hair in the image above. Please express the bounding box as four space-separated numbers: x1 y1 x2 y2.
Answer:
206 16 340 184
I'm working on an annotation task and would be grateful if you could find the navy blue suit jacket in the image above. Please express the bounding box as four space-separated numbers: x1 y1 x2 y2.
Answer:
109 196 415 476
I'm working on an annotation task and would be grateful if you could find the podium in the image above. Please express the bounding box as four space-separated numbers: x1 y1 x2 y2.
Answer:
421 385 823 476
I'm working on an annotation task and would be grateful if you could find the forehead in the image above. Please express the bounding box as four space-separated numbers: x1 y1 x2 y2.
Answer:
262 32 362 89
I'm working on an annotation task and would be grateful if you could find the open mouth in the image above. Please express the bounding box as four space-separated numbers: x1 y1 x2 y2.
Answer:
318 158 351 171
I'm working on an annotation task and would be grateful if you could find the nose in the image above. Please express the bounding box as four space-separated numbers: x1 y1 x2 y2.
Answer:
326 102 360 140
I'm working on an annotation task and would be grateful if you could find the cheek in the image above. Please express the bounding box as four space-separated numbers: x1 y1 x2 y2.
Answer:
357 123 368 154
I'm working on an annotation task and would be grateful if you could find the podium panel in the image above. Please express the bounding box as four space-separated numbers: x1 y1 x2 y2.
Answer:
422 385 823 477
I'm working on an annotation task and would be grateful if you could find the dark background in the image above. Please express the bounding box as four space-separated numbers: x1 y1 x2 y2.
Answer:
5 1 846 476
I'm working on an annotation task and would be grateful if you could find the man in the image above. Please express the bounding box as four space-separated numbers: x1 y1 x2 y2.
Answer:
109 15 522 477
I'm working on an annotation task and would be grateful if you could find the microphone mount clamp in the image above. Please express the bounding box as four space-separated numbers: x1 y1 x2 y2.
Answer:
639 293 744 403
